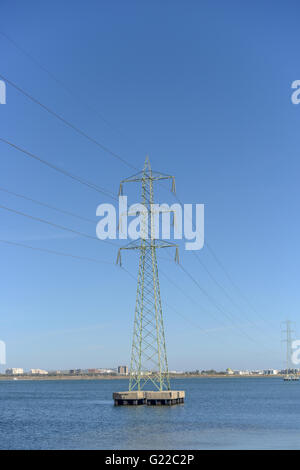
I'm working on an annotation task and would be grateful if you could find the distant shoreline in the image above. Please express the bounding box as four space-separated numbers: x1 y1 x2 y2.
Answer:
0 374 288 381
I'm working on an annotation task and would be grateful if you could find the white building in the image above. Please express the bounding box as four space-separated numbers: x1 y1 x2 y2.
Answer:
6 368 24 375
28 369 48 375
100 369 115 374
264 369 278 375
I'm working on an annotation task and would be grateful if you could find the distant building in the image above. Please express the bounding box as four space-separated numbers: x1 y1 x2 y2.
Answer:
280 368 299 375
28 369 48 375
235 370 249 376
264 369 278 375
48 370 61 375
118 365 129 375
226 368 234 375
68 369 83 375
6 368 24 375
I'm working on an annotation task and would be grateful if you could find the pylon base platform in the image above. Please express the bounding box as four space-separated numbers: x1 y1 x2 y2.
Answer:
113 391 146 406
146 390 185 406
113 390 185 406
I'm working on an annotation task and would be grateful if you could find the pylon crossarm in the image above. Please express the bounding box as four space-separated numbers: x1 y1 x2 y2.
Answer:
120 173 174 184
119 160 176 196
118 239 178 251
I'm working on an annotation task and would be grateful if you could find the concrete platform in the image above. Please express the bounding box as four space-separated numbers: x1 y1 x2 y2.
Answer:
145 390 185 406
113 391 146 406
113 390 185 406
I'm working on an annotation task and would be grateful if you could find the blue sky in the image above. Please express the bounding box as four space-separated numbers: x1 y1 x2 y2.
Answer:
0 0 300 371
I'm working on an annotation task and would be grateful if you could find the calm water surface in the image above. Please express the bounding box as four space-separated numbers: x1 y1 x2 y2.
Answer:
0 378 299 449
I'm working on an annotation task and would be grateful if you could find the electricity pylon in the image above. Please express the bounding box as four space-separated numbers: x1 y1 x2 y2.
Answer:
117 157 178 391
282 320 295 376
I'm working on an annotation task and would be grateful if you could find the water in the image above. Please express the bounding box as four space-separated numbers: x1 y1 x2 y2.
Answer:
0 377 300 449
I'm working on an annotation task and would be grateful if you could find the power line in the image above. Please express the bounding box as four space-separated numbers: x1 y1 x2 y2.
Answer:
1 44 274 341
0 32 280 363
162 249 245 329
121 265 261 351
0 239 215 342
1 38 269 329
2 136 261 339
1 238 248 351
0 203 119 247
159 267 219 320
159 268 236 339
146 244 265 347
0 137 117 200
168 189 274 331
177 262 265 347
0 140 272 346
1 69 248 324
161 247 276 349
0 31 128 140
205 242 275 329
0 238 113 265
0 72 138 171
0 186 95 224
192 251 275 339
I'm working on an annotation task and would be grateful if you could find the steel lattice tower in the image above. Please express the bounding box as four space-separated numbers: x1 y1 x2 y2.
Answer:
282 320 295 375
117 157 178 392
